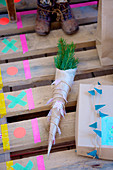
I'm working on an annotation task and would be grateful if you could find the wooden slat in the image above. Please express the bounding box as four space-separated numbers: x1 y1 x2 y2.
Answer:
0 0 96 13
1 49 113 88
1 49 102 87
0 112 75 154
3 74 113 117
0 24 96 61
0 149 112 169
0 5 97 36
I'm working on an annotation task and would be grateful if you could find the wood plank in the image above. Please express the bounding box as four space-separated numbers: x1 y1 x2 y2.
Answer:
0 0 96 13
0 149 112 169
1 49 112 88
3 74 113 117
0 5 97 36
0 112 75 154
1 49 100 87
0 24 96 60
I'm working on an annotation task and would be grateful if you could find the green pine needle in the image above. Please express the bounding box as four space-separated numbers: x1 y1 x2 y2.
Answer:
54 38 79 70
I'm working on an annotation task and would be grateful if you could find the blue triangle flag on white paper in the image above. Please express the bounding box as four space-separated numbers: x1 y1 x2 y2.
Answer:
89 122 97 129
95 104 106 110
88 90 95 96
94 88 102 94
93 130 102 137
99 111 108 118
87 150 97 157
98 82 101 85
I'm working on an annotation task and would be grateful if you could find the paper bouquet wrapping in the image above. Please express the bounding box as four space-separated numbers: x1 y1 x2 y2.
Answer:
48 68 77 154
46 38 78 154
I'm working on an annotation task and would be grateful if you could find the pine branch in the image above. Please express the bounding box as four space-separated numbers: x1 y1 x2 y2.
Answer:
54 38 79 70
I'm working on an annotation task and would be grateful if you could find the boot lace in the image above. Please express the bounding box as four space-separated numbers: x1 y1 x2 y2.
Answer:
37 4 71 21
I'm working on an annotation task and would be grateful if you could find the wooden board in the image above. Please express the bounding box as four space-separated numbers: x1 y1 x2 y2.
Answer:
3 74 113 118
0 112 75 154
1 49 101 87
0 149 112 169
0 5 97 36
0 0 97 13
0 24 96 61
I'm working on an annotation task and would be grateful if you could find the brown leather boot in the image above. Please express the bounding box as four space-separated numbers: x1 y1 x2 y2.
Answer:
35 2 51 35
56 2 79 35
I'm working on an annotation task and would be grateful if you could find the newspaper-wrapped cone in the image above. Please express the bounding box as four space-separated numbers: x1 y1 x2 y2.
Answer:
48 68 77 155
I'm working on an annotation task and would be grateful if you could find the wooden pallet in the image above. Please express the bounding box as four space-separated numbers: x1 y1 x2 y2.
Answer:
0 1 113 169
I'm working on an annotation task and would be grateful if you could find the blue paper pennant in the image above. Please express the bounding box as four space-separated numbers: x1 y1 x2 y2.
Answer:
93 130 102 137
99 111 108 118
95 104 106 110
88 90 95 96
95 154 99 159
89 122 97 129
98 82 101 85
94 88 102 94
87 150 97 157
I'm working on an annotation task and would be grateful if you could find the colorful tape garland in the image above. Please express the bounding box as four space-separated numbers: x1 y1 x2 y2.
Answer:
1 124 10 151
0 93 7 118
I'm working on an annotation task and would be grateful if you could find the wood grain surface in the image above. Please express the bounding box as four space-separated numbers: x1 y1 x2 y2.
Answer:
0 24 96 60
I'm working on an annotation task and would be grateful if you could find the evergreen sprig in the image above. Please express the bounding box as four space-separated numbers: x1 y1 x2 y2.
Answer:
54 38 79 70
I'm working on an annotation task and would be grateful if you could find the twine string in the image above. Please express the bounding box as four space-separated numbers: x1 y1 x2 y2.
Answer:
89 83 102 158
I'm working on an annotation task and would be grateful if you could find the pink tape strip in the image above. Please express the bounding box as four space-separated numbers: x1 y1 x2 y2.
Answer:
26 88 35 110
16 13 23 29
20 10 37 15
31 118 41 143
37 155 45 170
70 1 97 8
23 60 31 80
20 34 28 54
16 10 37 29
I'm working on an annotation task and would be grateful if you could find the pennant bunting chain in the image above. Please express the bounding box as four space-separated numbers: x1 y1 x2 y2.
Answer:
87 82 107 159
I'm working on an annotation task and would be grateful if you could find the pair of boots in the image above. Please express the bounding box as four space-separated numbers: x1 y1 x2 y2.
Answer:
35 0 79 35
